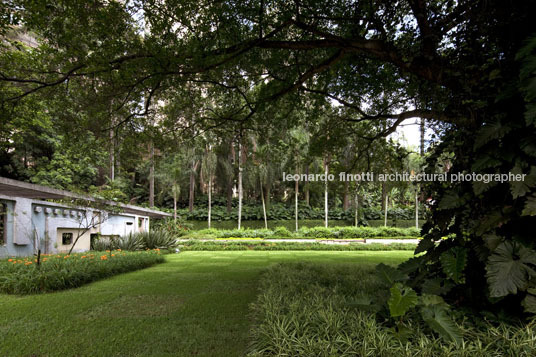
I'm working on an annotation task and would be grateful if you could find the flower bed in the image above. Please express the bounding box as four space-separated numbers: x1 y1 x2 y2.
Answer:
0 250 165 294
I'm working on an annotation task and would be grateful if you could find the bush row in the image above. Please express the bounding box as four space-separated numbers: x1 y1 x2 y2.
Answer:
178 204 423 222
249 263 536 356
179 241 417 251
0 251 164 294
185 226 421 239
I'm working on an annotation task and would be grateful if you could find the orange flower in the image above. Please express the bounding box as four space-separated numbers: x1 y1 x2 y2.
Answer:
111 254 115 257
116 249 122 252
81 256 86 259
25 262 32 265
105 250 110 253
7 259 12 262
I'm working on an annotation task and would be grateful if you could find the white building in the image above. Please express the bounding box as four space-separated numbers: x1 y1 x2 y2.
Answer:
0 177 171 257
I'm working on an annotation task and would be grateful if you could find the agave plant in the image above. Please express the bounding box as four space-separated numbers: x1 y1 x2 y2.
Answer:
138 230 178 250
112 234 144 251
91 237 113 251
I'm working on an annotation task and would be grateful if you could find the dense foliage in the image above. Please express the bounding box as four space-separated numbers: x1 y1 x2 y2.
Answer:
249 263 536 356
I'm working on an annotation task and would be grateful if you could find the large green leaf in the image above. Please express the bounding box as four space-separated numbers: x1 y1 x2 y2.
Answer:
388 283 418 317
420 305 463 344
510 166 536 199
522 194 536 216
486 242 536 298
474 120 511 149
438 190 463 210
375 263 408 286
522 289 536 314
421 278 454 295
440 247 467 284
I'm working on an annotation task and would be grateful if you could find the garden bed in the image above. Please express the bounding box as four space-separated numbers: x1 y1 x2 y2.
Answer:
0 250 165 294
249 263 536 356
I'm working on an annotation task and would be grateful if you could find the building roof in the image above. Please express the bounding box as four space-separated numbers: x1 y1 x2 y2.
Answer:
0 177 171 218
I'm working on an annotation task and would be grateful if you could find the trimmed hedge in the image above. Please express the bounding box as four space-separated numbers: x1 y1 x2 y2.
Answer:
0 251 165 294
179 241 417 251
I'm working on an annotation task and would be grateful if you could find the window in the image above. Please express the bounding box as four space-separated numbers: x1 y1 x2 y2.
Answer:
62 233 73 245
0 203 6 246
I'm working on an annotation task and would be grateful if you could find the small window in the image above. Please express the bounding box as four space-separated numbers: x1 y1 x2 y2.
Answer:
62 233 73 245
0 203 6 246
138 218 144 227
126 222 133 226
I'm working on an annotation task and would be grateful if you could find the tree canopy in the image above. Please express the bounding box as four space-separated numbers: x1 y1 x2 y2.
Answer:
1 0 536 316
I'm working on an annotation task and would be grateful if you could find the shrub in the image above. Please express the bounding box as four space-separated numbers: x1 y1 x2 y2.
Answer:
0 251 164 294
273 226 292 238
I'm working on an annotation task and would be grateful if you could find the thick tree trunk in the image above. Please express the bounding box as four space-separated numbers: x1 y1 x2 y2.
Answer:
149 141 154 207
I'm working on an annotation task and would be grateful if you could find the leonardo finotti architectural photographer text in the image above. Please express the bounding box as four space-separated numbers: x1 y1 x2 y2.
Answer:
282 172 527 183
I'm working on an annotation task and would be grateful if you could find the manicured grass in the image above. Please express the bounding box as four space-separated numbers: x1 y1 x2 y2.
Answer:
0 251 412 356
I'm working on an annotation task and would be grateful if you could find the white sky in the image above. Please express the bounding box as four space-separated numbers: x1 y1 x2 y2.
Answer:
390 118 431 152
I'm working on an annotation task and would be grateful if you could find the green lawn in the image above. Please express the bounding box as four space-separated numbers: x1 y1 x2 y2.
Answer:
0 251 413 356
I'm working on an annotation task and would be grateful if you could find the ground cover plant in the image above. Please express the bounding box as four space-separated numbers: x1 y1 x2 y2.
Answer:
0 251 412 356
180 241 417 251
0 250 164 294
183 226 420 240
249 263 536 356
